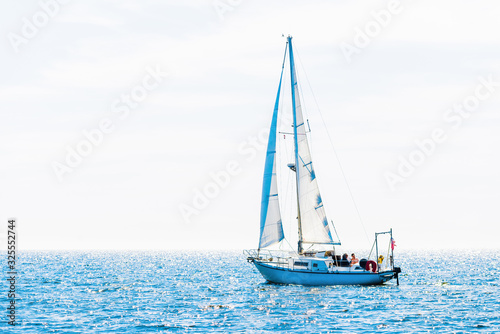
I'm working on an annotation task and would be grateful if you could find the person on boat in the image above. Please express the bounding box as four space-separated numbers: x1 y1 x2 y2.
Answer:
350 253 359 266
340 253 350 267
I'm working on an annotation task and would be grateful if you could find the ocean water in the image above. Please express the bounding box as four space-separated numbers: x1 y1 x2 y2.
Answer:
1 250 499 333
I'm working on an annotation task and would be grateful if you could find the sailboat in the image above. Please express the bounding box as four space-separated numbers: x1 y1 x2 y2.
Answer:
245 36 401 285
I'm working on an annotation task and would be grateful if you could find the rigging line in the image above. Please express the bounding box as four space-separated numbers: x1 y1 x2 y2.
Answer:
330 220 341 245
386 237 391 269
278 51 294 246
284 237 299 257
294 43 371 247
293 55 315 158
274 40 288 247
280 57 286 227
281 100 293 242
368 239 376 259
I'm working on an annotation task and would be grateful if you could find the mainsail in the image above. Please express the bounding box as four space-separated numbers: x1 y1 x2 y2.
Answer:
288 36 334 252
258 49 286 249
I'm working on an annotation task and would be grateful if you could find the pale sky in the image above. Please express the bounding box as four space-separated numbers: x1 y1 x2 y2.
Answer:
0 0 499 251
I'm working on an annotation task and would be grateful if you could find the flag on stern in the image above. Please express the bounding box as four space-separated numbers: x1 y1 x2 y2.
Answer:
391 238 397 251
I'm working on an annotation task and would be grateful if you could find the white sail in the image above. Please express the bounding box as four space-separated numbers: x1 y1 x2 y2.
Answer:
288 37 334 248
259 151 283 248
259 54 286 249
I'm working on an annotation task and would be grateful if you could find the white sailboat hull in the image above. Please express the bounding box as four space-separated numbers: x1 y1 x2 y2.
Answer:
253 261 396 286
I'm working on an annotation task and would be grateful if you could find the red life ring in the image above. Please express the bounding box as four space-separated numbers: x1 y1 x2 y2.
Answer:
365 260 377 273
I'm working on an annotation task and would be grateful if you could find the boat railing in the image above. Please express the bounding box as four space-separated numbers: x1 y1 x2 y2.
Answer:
244 249 293 269
245 248 397 273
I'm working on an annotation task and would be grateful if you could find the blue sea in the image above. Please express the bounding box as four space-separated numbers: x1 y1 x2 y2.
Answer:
1 250 499 333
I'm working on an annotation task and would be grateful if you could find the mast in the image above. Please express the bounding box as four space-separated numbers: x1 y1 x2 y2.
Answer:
288 35 304 254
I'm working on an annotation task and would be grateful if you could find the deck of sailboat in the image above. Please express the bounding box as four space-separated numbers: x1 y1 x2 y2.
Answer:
245 250 398 285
